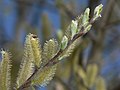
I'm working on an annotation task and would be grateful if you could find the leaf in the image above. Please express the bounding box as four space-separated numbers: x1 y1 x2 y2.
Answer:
93 4 103 21
59 38 79 60
31 39 58 87
16 34 35 88
71 20 78 39
95 77 106 90
60 36 68 50
86 64 98 88
82 8 90 26
30 34 42 67
84 24 92 33
0 50 11 90
65 20 79 41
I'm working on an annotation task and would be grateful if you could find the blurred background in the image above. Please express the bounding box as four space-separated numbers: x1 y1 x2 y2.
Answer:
0 0 120 90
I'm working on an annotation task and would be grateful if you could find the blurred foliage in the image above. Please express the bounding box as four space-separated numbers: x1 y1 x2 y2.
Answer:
0 0 120 90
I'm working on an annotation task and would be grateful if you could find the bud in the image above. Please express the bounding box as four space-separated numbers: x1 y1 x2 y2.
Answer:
93 4 103 21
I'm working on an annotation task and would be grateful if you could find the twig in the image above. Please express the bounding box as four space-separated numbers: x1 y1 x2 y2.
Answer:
17 17 95 90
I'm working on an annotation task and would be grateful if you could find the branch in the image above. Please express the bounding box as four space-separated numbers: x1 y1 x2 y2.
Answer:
17 4 104 89
17 16 96 90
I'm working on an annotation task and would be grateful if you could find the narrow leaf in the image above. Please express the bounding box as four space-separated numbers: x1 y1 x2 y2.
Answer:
93 4 103 21
0 50 11 90
60 36 68 50
82 8 90 26
84 24 92 33
71 20 78 39
59 39 78 60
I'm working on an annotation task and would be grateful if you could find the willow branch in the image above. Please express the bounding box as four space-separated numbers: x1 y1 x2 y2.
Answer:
17 17 95 90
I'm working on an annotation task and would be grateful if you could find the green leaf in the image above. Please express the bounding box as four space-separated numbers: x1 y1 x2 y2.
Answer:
60 36 68 50
0 50 11 90
64 8 90 40
31 39 58 87
59 38 79 60
86 64 98 88
71 20 78 39
16 34 35 88
84 24 92 33
95 77 106 90
82 8 90 26
93 4 103 21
